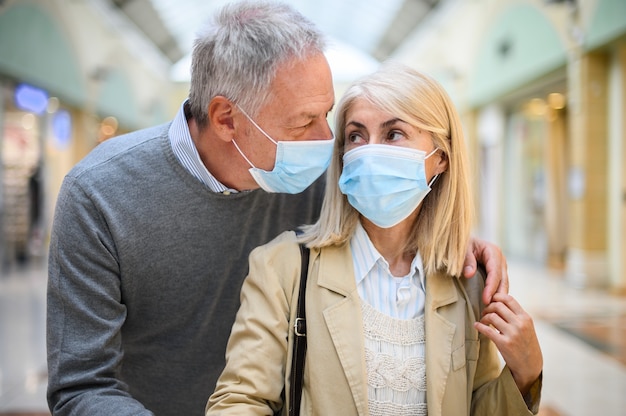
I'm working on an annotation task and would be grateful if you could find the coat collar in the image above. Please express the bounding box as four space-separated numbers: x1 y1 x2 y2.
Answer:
315 242 355 296
315 243 369 415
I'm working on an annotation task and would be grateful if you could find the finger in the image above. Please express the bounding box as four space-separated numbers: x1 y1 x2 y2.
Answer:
496 261 509 295
481 299 517 324
478 310 512 335
490 293 524 315
482 256 500 305
481 243 510 303
477 240 499 304
462 242 477 278
482 271 498 305
474 321 503 343
463 238 497 303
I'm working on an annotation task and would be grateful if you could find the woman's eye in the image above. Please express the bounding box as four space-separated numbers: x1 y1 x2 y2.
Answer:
388 131 404 142
347 132 363 143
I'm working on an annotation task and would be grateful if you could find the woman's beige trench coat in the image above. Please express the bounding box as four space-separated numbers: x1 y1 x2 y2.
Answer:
207 231 540 415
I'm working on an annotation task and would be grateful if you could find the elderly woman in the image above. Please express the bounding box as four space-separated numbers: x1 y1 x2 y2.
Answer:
206 63 543 416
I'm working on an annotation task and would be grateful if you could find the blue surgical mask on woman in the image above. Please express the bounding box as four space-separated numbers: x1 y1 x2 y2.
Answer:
338 144 440 228
233 106 335 194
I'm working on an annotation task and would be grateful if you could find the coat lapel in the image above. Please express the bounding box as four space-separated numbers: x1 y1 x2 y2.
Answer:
317 243 369 416
425 271 459 416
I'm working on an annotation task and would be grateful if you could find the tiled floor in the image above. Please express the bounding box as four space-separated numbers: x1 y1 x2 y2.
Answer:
1 260 625 416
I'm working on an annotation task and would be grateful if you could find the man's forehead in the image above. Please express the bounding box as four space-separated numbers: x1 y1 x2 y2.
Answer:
282 101 334 122
270 54 333 94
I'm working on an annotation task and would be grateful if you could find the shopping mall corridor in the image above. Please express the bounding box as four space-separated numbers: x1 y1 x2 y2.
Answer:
0 259 625 416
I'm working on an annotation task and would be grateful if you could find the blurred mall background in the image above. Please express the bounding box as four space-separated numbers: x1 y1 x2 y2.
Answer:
0 0 625 415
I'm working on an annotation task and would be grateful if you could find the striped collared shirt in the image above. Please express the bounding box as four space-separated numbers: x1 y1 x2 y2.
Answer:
169 101 238 194
350 222 426 319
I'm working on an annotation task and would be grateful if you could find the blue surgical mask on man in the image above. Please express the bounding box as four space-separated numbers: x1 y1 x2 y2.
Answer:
232 105 335 194
338 144 440 228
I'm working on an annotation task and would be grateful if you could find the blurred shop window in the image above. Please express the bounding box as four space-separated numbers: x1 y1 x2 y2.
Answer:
1 82 81 272
2 103 43 268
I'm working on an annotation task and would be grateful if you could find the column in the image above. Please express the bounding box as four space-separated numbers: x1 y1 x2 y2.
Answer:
565 51 610 287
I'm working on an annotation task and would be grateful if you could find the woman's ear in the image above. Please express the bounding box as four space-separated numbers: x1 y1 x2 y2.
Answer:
208 96 236 143
434 150 449 175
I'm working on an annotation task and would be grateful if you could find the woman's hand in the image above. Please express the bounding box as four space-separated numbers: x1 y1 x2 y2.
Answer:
474 293 543 396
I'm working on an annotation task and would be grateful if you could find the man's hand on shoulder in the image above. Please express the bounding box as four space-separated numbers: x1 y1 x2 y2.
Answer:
463 237 509 304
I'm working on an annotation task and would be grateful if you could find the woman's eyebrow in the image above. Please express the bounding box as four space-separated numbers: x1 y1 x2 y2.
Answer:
345 120 366 129
380 118 405 129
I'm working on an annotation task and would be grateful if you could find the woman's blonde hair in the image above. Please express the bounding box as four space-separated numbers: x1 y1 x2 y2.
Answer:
299 62 473 276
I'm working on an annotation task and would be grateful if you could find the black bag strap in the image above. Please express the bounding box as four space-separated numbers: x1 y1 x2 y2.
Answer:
288 243 309 416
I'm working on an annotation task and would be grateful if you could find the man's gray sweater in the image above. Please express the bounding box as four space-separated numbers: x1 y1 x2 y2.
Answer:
46 123 324 415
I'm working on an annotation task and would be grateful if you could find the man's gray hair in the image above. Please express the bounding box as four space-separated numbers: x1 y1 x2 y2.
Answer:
189 1 327 129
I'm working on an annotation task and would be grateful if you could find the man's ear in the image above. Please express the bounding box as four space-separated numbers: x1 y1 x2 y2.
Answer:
208 96 236 142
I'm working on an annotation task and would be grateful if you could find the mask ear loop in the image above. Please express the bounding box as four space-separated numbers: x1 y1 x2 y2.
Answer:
232 139 257 169
425 147 440 159
233 104 278 169
236 104 278 145
428 173 440 188
425 147 443 187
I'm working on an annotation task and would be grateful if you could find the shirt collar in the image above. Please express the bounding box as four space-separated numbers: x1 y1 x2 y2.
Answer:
350 221 426 290
169 100 238 194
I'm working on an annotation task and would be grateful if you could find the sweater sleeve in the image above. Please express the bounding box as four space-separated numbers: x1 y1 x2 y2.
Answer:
46 176 153 416
206 232 301 416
